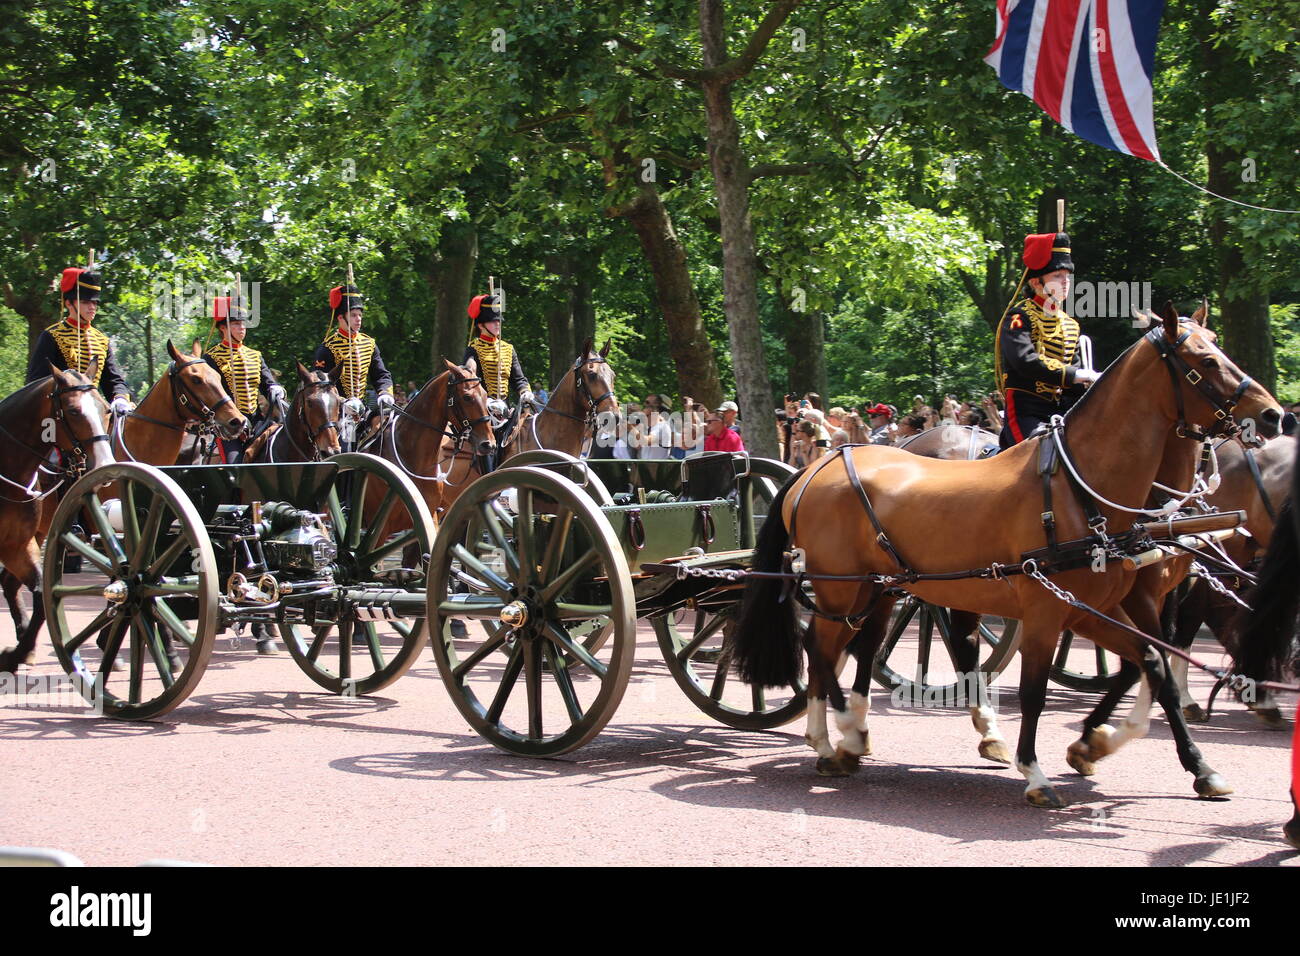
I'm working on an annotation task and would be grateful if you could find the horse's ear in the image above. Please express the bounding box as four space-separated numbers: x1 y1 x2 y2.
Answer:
296 360 313 386
1160 301 1180 340
191 340 202 357
166 339 182 363
326 362 344 386
600 339 611 359
1191 296 1210 330
464 354 478 376
47 360 64 381
580 337 593 359
442 358 457 373
85 353 100 381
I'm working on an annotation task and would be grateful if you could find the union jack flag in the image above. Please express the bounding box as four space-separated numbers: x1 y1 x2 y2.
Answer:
984 0 1166 162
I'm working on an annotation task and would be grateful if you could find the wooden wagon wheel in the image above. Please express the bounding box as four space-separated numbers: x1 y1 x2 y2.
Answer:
1048 629 1124 691
500 449 614 505
279 453 435 696
43 462 218 720
871 596 1020 701
654 456 809 729
428 466 636 756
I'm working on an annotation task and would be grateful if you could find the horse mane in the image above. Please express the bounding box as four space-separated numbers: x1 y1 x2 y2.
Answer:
0 376 54 417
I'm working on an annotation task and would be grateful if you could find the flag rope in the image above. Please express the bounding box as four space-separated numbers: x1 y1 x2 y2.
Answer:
1158 161 1300 215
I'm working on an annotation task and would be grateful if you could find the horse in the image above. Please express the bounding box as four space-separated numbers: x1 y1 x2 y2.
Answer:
114 340 248 467
243 363 343 463
0 362 116 672
1228 434 1300 849
1166 433 1294 725
730 305 1281 807
896 423 1000 460
432 339 617 517
363 358 496 526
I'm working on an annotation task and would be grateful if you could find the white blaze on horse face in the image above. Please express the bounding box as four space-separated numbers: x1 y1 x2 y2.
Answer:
75 389 113 468
805 696 835 759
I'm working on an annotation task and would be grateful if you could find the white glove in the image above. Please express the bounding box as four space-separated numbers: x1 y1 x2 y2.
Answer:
487 398 508 420
1074 368 1100 386
520 389 536 408
377 392 395 410
344 398 365 417
268 385 287 405
111 397 131 416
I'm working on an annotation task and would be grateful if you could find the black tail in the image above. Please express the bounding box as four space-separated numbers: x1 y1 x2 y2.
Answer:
729 475 805 689
1234 496 1300 682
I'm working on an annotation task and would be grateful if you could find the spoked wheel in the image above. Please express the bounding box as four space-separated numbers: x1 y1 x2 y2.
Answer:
428 466 636 756
279 453 435 696
1048 630 1124 692
43 463 218 719
653 600 808 730
872 596 1020 702
499 449 614 506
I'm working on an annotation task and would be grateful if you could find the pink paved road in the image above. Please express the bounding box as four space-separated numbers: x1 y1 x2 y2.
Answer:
2 624 1296 867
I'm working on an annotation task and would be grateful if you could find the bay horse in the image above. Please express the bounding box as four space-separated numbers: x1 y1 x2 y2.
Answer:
0 362 116 672
1228 433 1300 849
243 363 343 463
114 341 248 467
732 307 1281 807
363 358 495 526
432 340 617 518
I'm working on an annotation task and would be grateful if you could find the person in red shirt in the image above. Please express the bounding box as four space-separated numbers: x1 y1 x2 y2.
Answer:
703 412 745 452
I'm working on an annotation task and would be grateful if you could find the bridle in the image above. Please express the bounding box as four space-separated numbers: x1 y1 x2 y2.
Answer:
271 378 341 463
536 355 614 428
1146 325 1252 441
0 378 111 500
383 371 493 483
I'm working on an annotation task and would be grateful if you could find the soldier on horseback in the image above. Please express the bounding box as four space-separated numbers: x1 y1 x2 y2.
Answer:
462 290 534 452
995 230 1099 448
203 293 285 463
27 265 132 413
312 281 394 451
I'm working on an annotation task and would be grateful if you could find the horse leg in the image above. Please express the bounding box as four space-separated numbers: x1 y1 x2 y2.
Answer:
1207 588 1288 728
0 544 42 673
949 609 1011 765
1014 617 1066 808
0 568 31 658
1066 659 1140 776
1172 577 1209 721
842 597 897 758
803 616 861 776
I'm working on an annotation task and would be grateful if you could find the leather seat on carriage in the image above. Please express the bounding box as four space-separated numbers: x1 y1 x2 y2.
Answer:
678 451 739 503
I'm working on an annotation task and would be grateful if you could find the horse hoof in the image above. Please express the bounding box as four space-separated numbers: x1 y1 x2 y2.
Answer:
1194 773 1233 799
1086 724 1116 760
979 738 1012 765
832 748 862 774
167 653 182 673
0 650 18 674
1251 707 1288 730
815 756 852 777
23 649 37 667
256 638 280 657
1025 786 1067 809
861 733 871 757
1182 703 1208 723
1066 741 1097 777
1284 816 1300 851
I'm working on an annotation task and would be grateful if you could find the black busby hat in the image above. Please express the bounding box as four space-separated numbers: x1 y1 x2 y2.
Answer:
468 293 503 325
1022 232 1074 279
61 267 102 302
330 284 364 317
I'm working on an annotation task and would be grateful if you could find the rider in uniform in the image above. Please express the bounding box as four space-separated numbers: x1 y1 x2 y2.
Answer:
461 291 534 447
312 282 394 450
27 266 132 414
994 231 1099 448
203 294 285 463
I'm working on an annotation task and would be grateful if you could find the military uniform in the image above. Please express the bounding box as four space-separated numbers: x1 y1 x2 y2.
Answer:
461 292 532 452
203 295 279 463
995 231 1087 448
312 282 392 450
26 267 130 401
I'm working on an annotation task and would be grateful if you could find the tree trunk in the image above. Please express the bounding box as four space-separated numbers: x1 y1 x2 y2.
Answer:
428 221 478 371
698 0 778 458
4 282 54 356
783 297 826 401
619 186 724 408
544 252 576 386
573 266 596 356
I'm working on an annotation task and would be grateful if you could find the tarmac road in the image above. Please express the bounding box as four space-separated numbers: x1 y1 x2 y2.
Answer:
1 619 1296 867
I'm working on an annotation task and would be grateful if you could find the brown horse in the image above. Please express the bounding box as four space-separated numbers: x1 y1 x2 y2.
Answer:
732 306 1281 807
0 362 116 672
363 359 495 526
244 363 343 462
114 341 248 467
499 339 617 461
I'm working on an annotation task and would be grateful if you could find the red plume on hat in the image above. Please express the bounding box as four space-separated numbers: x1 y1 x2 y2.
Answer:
329 286 344 310
467 294 486 320
59 267 102 300
1022 232 1074 278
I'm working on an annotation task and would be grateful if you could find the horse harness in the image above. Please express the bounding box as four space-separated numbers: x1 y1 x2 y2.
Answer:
125 357 236 434
269 378 341 463
375 372 491 483
0 378 111 499
535 355 613 429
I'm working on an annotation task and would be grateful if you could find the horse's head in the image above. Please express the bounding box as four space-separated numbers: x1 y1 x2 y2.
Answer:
443 357 495 458
295 361 342 458
574 338 617 423
1148 301 1282 440
166 340 248 439
47 360 114 473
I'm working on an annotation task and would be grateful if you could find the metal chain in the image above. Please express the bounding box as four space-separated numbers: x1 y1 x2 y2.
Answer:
1022 558 1078 605
1190 559 1253 609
